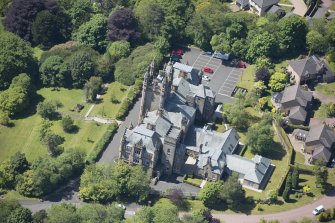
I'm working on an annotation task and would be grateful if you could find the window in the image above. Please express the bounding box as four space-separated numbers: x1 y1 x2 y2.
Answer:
167 149 171 155
134 159 139 164
135 149 141 155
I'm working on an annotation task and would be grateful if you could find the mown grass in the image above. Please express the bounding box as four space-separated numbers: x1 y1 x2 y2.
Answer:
237 65 256 92
90 82 130 119
0 88 110 162
315 83 335 97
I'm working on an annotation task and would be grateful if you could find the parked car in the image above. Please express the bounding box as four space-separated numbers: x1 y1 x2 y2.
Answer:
202 75 210 81
213 51 230 60
172 49 183 55
312 205 324 215
202 51 212 55
203 67 214 73
238 61 247 68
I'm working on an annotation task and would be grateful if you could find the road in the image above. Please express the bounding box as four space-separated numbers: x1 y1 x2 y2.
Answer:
98 98 141 163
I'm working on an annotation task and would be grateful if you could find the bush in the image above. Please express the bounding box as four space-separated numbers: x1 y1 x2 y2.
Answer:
318 212 330 222
0 112 10 126
282 188 290 202
330 208 335 220
61 116 75 133
86 122 119 163
37 101 58 119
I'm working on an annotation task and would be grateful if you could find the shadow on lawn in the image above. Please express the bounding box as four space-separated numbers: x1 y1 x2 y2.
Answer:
13 93 45 120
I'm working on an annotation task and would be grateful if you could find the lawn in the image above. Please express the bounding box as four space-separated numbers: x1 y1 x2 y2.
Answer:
237 65 256 92
315 83 335 97
184 177 202 187
0 88 110 162
38 87 89 116
90 82 130 119
279 0 292 4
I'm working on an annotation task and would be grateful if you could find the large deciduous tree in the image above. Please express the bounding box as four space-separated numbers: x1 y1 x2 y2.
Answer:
73 14 108 53
107 41 131 62
107 9 141 42
39 56 69 88
268 72 288 92
247 32 278 62
0 32 36 90
306 30 329 55
246 123 274 155
7 207 33 223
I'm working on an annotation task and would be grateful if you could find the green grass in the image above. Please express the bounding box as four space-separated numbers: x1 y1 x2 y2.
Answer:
315 83 335 97
0 88 110 162
184 177 203 187
279 0 292 4
90 82 130 119
237 65 256 92
294 151 305 165
38 88 89 116
33 47 44 61
314 104 329 118
3 190 39 201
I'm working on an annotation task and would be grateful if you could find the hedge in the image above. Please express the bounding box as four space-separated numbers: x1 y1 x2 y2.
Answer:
115 79 143 120
86 122 119 163
286 122 310 131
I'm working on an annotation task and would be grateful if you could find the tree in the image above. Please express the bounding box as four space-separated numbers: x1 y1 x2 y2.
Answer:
199 181 224 208
247 32 278 62
282 187 290 202
107 9 140 42
7 207 33 223
61 116 75 133
73 14 108 53
268 72 288 92
9 152 29 175
84 76 102 103
221 174 246 210
32 210 47 223
246 124 274 155
0 0 11 16
3 0 45 41
67 51 96 88
255 68 270 85
313 160 328 193
68 0 94 30
135 0 165 40
152 199 181 223
306 30 329 55
39 56 69 88
253 81 267 96
41 132 64 156
266 190 278 203
0 161 16 190
223 102 249 131
130 206 154 223
36 101 57 119
278 16 308 55
47 203 80 223
31 10 64 49
0 111 10 126
107 41 131 62
0 199 21 222
210 33 230 54
255 57 274 71
291 166 299 190
78 203 125 223
0 32 36 89
168 188 185 208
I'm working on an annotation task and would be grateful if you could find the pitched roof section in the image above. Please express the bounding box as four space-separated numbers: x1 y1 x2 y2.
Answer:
289 55 324 78
226 154 271 184
281 85 313 107
173 77 214 99
173 62 193 73
288 106 307 123
311 146 331 163
253 0 279 8
305 124 335 149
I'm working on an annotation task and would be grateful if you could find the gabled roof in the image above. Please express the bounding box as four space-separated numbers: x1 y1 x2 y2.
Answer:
288 106 307 122
289 55 324 78
311 146 331 163
281 85 313 107
305 124 335 149
173 77 214 99
173 62 193 73
226 154 271 184
252 0 279 8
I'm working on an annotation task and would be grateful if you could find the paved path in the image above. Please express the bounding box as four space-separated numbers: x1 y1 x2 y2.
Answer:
210 188 335 223
313 91 335 104
98 98 141 163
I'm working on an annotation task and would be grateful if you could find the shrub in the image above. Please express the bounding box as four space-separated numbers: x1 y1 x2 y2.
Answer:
318 212 330 222
86 122 118 163
0 112 10 126
282 188 290 202
330 208 335 220
61 116 75 133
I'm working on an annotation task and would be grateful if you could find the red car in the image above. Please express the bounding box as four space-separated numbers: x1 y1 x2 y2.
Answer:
203 67 214 73
238 61 247 68
172 49 183 55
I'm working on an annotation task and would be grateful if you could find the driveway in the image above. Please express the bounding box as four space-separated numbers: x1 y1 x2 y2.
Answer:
211 188 335 223
98 98 142 163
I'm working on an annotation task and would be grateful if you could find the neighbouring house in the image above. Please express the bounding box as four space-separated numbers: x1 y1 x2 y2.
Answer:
287 55 335 85
226 154 273 190
119 61 273 190
266 5 286 18
236 0 279 15
173 62 201 85
304 124 335 163
272 85 313 125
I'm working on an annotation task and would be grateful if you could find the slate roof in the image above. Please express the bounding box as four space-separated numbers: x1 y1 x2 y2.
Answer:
226 154 272 184
173 77 214 99
125 125 162 154
311 146 331 162
143 111 172 137
173 62 193 73
185 127 239 175
289 55 324 78
305 124 335 149
288 106 307 123
281 85 313 107
267 5 284 14
253 0 279 8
